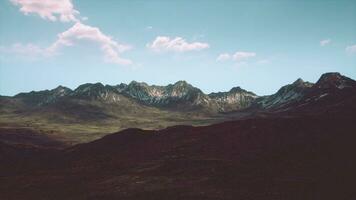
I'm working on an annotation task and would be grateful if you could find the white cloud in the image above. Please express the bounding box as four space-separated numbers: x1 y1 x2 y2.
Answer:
232 51 256 61
9 0 133 66
216 51 256 65
10 0 79 22
320 39 331 46
3 23 133 65
49 22 132 65
147 36 209 52
216 53 231 61
346 44 356 55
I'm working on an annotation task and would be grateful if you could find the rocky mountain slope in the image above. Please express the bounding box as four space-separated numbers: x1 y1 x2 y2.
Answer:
253 72 356 113
254 78 314 109
209 86 258 112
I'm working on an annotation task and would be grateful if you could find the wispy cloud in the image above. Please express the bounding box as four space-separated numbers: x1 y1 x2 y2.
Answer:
48 22 132 65
147 36 209 52
320 39 331 46
2 23 132 65
8 0 132 65
216 53 230 61
232 52 256 61
217 51 256 62
0 43 50 60
10 0 80 22
346 44 356 55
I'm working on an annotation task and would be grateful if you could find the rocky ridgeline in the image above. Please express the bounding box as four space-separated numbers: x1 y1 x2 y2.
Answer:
11 72 356 113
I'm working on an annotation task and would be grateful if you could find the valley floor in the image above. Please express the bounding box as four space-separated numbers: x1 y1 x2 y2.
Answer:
0 101 255 144
1 112 355 200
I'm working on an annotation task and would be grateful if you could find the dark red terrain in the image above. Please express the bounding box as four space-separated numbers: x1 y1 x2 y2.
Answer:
1 73 356 200
1 115 356 199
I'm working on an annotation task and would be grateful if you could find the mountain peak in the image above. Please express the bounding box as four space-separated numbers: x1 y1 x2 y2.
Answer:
54 85 66 89
52 85 72 97
229 86 249 93
72 82 115 100
316 72 356 89
291 78 313 88
174 80 187 84
129 81 148 87
257 78 314 109
293 78 304 85
75 82 105 91
318 72 342 83
168 81 198 92
53 85 71 91
173 80 191 87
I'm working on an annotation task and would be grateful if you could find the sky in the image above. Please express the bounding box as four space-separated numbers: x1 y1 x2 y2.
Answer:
0 0 355 96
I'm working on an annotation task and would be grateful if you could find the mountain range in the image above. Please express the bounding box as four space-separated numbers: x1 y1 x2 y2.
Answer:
11 79 258 112
5 72 356 112
1 72 356 144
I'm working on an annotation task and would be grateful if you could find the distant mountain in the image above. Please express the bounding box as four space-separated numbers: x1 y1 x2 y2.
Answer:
315 72 356 89
11 72 354 114
115 80 212 110
0 80 258 143
254 78 314 109
253 72 356 113
7 80 258 112
3 72 356 118
14 85 72 106
1 72 355 143
209 86 257 112
71 83 123 103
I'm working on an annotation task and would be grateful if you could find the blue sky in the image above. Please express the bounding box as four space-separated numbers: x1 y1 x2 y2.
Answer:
0 0 355 96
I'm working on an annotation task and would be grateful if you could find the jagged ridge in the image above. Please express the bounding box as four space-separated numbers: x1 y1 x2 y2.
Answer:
7 72 356 113
13 80 258 112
